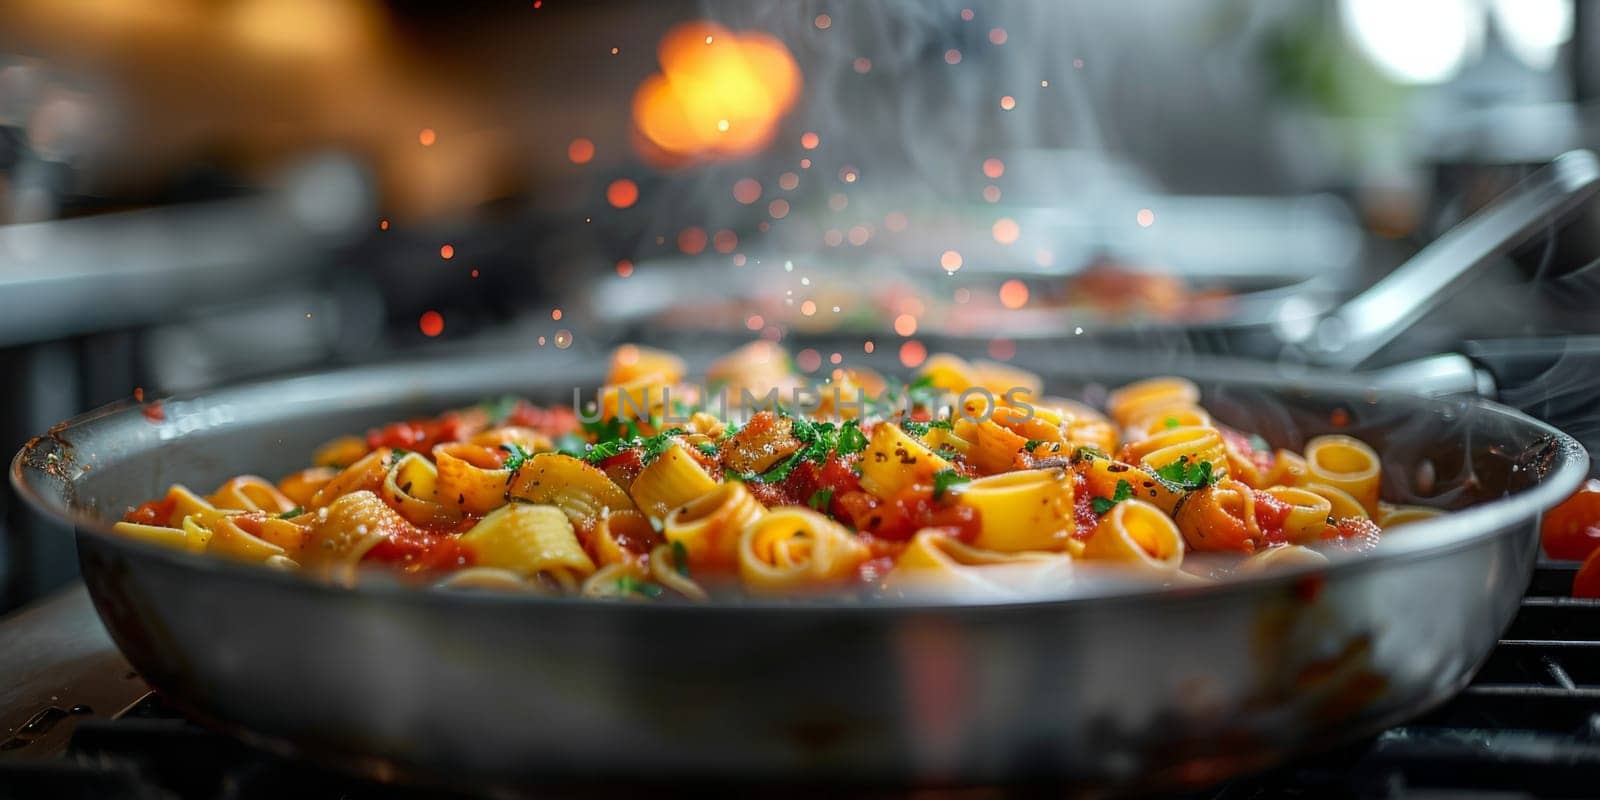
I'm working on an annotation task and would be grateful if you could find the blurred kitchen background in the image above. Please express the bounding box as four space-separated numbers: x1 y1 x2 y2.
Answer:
3 0 1599 611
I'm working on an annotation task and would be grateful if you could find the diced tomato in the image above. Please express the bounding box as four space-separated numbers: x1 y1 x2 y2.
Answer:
598 448 645 488
1071 471 1098 539
1220 425 1274 474
365 414 466 452
141 401 166 423
505 401 579 435
1327 517 1382 553
123 496 177 526
1574 547 1600 598
839 484 979 542
1542 479 1600 561
1252 490 1290 544
856 556 896 586
363 527 473 575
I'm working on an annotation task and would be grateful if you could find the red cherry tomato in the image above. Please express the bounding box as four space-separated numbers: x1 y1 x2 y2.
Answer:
1542 479 1600 561
1574 546 1600 599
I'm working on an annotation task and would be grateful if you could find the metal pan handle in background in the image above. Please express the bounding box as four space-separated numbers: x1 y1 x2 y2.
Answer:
1303 149 1600 371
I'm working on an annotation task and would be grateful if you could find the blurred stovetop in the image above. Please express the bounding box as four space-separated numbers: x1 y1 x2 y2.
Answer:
3 566 1600 799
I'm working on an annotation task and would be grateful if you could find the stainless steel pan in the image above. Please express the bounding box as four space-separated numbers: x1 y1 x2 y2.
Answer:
10 346 1587 793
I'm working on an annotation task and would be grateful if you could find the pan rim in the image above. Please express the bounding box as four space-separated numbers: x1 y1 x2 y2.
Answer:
12 347 1590 614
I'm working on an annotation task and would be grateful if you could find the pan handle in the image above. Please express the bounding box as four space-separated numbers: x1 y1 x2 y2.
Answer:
1302 149 1600 370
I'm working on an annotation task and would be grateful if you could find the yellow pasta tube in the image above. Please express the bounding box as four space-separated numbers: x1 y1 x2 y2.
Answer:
663 481 766 570
207 476 296 514
469 426 553 453
882 531 1071 597
1264 449 1310 487
1303 482 1369 521
433 443 512 514
581 561 655 600
277 467 338 508
630 444 719 523
971 359 1042 399
436 568 533 593
1130 405 1211 439
111 520 207 552
648 543 709 600
300 490 403 583
309 448 395 509
1038 397 1119 454
158 485 217 528
1264 486 1333 543
859 421 953 499
590 508 657 567
382 453 463 528
1174 479 1262 552
951 418 1028 475
1106 377 1200 428
1120 425 1227 479
507 453 637 523
1235 544 1328 574
204 515 288 563
915 353 980 394
607 344 687 386
1377 503 1442 529
1304 435 1382 514
1082 499 1184 572
312 435 369 468
460 503 597 591
956 469 1075 552
1078 453 1183 514
738 507 871 595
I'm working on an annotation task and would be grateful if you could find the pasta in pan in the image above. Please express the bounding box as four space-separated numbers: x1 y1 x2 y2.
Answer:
116 344 1423 600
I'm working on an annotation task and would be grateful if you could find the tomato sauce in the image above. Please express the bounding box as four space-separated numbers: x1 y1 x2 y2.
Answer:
366 414 467 452
123 496 176 526
1251 490 1290 544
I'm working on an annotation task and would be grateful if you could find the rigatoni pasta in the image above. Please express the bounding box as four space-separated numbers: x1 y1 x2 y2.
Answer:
115 344 1426 600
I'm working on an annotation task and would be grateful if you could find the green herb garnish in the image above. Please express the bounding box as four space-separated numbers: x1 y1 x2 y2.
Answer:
696 441 719 457
615 576 665 599
807 488 835 511
671 540 690 575
1071 445 1109 463
500 442 535 472
480 395 519 426
932 468 971 500
582 428 685 466
901 420 931 436
277 506 305 519
1152 456 1218 492
1163 416 1180 429
1091 480 1133 515
744 416 864 484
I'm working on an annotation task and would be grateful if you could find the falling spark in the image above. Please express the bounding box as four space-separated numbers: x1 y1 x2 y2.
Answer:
1041 80 1049 87
378 218 389 231
801 131 820 149
554 329 573 349
1137 208 1155 227
733 178 762 204
982 157 1005 178
989 28 1008 45
418 128 437 146
940 250 963 273
779 172 799 190
769 199 790 219
900 340 927 368
470 269 480 278
894 314 918 336
616 259 634 277
440 244 455 260
607 179 639 208
999 279 1030 309
567 138 595 164
944 49 962 64
419 311 444 337
814 13 831 29
677 227 708 255
992 218 1020 245
611 47 620 55
552 308 563 321
704 35 714 44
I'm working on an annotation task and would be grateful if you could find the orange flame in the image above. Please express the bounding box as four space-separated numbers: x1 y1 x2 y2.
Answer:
632 22 801 163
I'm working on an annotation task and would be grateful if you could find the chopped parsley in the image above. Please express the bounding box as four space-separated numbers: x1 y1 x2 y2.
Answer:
1152 456 1219 492
582 417 641 444
901 418 954 437
696 441 719 457
277 506 305 519
500 442 535 472
552 432 587 458
931 468 971 500
1024 439 1062 453
1163 416 1180 429
1071 445 1110 463
807 488 835 511
615 576 665 599
1091 480 1133 515
581 428 685 466
671 540 690 575
743 417 866 484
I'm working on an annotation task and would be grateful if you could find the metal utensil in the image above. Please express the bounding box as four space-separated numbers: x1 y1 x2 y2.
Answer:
11 347 1587 792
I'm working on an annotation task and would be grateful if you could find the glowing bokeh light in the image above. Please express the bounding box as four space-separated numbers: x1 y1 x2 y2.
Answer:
797 348 822 372
779 172 799 190
940 250 963 273
988 338 1016 361
999 95 1016 111
944 49 962 64
632 21 802 161
814 13 831 29
677 227 708 254
439 244 455 260
378 218 389 231
864 340 875 353
419 310 444 337
1136 208 1155 227
551 308 563 321
853 57 872 73
800 300 818 316
824 229 844 247
999 280 1030 309
607 179 639 208
885 211 908 232
769 198 790 219
989 28 1008 44
418 128 436 146
733 178 762 204
567 138 595 164
982 185 1002 203
900 340 927 368
746 314 765 330
616 259 634 277
894 314 918 336
982 157 1005 178
847 225 870 245
554 329 573 349
713 229 738 253
801 132 820 149
992 218 1020 245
